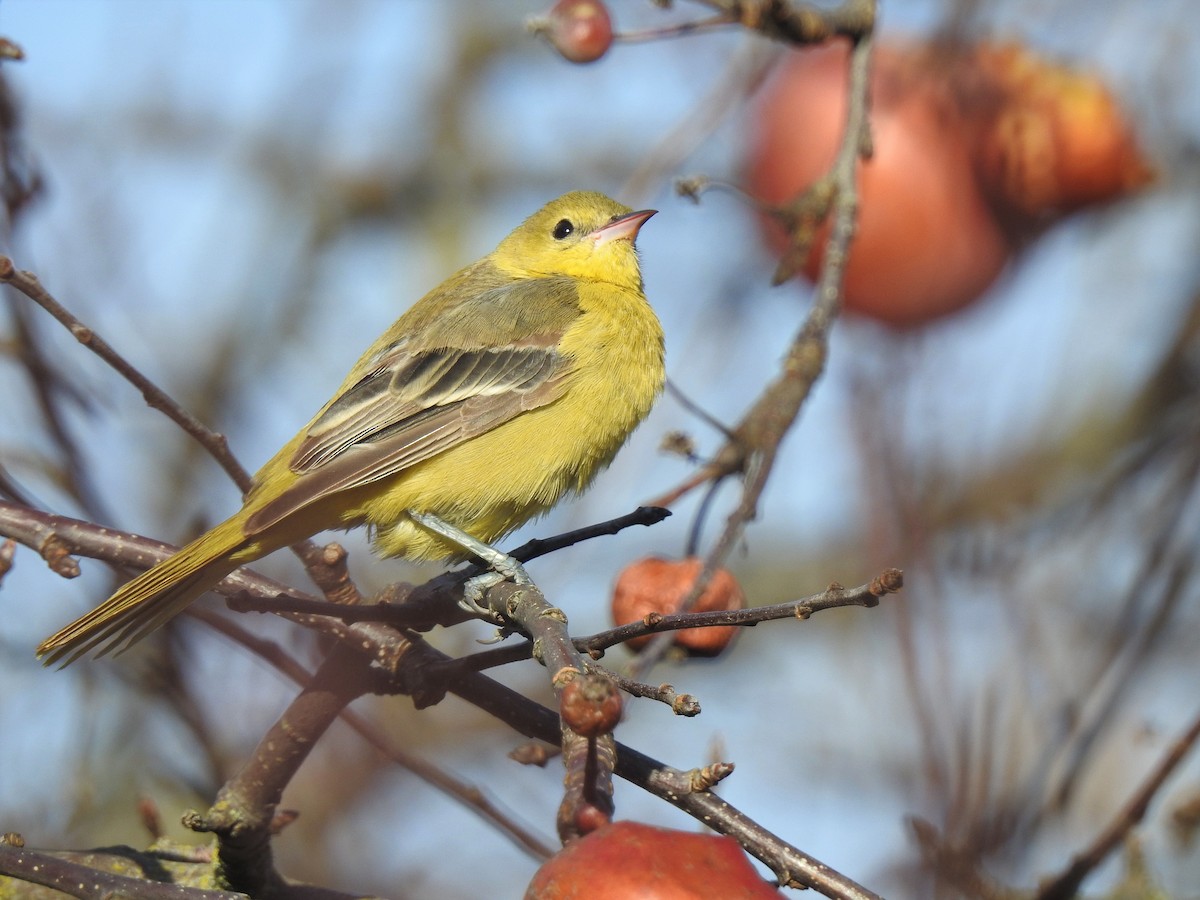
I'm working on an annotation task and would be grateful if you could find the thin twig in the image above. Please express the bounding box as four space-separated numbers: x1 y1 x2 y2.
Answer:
1035 706 1200 900
688 0 875 44
587 570 901 654
665 377 737 442
586 662 702 716
630 23 876 679
614 13 736 45
445 665 883 899
621 38 779 202
0 257 253 491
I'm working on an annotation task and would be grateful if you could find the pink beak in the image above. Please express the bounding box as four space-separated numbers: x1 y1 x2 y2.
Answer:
591 208 657 247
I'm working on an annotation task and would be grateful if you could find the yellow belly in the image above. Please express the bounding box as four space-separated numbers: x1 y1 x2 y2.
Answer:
359 284 664 561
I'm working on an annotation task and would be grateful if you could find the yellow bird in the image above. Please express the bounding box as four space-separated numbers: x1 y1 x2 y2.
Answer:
39 191 664 665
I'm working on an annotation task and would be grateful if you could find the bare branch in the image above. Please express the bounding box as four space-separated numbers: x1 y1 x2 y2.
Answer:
613 568 898 679
194 610 555 862
1035 706 1200 900
0 257 254 492
0 840 246 900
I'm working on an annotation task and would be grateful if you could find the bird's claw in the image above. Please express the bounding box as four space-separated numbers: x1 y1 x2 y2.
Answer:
458 560 533 621
459 570 505 621
408 509 532 623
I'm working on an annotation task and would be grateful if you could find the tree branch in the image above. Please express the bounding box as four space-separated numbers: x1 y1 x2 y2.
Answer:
1035 706 1200 900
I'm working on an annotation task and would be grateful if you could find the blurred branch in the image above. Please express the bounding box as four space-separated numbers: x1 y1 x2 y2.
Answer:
1035 705 1200 900
0 460 39 507
894 293 1200 878
183 645 387 896
689 0 875 45
5 301 112 520
621 38 779 203
0 840 246 900
631 0 875 45
196 610 555 861
912 705 1200 900
0 257 253 492
908 817 1014 900
1042 476 1200 814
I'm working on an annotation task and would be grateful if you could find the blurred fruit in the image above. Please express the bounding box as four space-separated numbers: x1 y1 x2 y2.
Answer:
611 557 745 656
748 42 1011 326
971 42 1154 230
747 39 1152 327
532 0 614 64
526 821 783 899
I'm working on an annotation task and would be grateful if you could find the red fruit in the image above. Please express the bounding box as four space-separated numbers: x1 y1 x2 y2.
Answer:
535 0 614 64
526 821 783 899
971 42 1154 229
748 42 1012 327
748 40 1153 327
611 557 745 656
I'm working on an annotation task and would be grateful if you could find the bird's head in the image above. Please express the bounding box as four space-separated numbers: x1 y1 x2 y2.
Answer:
493 191 656 291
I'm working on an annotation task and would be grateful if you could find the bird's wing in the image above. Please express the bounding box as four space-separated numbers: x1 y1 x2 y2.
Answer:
291 337 565 472
243 286 579 537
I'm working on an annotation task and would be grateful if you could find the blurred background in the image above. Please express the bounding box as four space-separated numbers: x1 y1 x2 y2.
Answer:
2 1 1199 897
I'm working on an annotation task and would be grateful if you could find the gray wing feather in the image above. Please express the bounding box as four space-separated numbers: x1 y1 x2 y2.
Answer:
243 343 570 536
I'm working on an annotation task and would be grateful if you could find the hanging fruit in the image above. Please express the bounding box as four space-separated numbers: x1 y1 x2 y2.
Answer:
970 41 1155 231
611 557 746 657
531 0 614 64
747 39 1153 327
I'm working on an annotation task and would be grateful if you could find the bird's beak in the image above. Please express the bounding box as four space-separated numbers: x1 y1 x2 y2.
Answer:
591 208 656 247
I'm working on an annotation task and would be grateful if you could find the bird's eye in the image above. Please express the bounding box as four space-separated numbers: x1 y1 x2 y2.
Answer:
552 219 574 240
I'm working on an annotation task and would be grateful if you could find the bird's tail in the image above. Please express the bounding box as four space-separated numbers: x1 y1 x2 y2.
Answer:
37 515 249 667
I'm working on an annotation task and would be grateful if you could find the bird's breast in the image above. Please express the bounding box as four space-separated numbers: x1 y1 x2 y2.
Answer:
363 281 665 560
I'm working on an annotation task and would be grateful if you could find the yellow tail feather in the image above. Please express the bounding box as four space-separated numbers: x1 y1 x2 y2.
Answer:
37 515 249 667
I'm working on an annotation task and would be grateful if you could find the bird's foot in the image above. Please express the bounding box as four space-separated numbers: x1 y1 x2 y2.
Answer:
408 510 530 621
